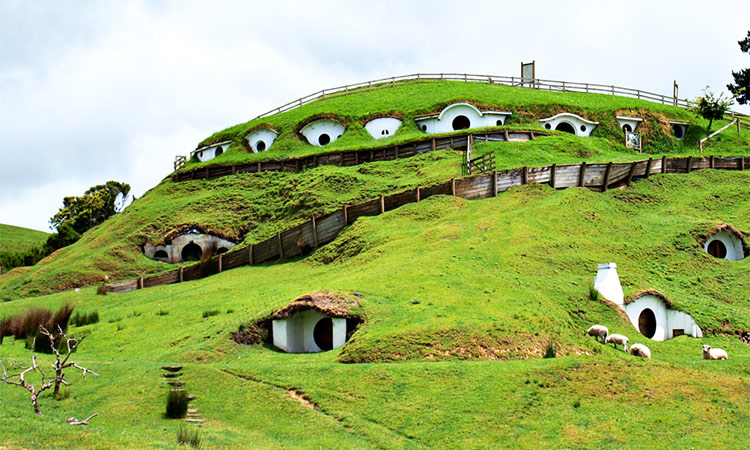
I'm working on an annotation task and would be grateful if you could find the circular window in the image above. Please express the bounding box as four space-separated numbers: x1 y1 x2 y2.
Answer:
215 147 223 157
580 125 587 132
555 122 575 134
318 133 331 146
707 240 727 259
256 140 266 151
638 308 657 339
672 124 684 139
544 123 551 130
496 119 503 126
313 317 333 351
421 125 427 131
623 124 632 133
198 151 203 158
154 250 168 260
452 115 470 131
181 242 202 262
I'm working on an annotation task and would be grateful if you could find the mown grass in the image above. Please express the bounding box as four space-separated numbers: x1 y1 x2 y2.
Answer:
1 169 748 449
0 223 49 254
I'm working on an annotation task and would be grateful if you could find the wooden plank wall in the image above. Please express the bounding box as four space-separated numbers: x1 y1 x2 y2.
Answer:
109 155 748 293
173 131 540 183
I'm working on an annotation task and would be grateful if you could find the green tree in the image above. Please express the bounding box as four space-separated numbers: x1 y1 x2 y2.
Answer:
727 31 749 105
691 88 733 132
49 181 131 234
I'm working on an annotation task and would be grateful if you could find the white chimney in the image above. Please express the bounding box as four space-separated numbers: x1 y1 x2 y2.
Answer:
594 262 624 305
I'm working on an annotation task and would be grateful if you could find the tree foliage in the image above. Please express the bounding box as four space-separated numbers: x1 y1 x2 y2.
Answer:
49 181 131 234
691 88 733 132
727 30 749 105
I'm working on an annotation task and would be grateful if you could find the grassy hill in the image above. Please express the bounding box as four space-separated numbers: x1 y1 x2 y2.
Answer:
0 223 49 254
1 81 749 449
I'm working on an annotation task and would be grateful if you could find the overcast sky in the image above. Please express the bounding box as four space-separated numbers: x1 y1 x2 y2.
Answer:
1 0 749 232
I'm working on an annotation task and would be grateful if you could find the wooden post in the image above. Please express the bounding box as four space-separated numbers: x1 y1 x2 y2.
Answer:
343 205 349 226
218 254 223 273
503 130 510 141
179 267 184 282
550 164 556 189
710 155 715 169
431 138 436 152
395 147 399 159
741 157 746 171
578 162 586 187
522 166 528 184
313 155 317 167
370 150 374 161
277 232 284 259
492 171 498 197
138 277 144 289
205 168 209 179
257 162 261 173
249 244 254 265
602 162 613 192
339 152 344 165
416 187 421 202
529 132 535 140
355 152 359 165
380 195 385 214
450 137 454 148
661 156 667 174
280 161 285 172
686 156 693 173
625 161 637 186
645 158 653 178
312 216 318 248
451 178 456 196
296 160 300 172
190 170 195 180
232 166 236 175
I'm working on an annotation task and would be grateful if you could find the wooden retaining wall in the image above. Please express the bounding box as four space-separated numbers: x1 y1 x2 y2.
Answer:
107 155 749 293
173 130 545 183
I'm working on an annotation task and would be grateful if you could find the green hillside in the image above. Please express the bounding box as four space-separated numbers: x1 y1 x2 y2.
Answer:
1 81 749 449
0 223 48 254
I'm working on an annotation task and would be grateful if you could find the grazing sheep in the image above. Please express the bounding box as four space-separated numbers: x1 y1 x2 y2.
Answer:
629 343 651 359
587 325 609 344
604 334 629 352
702 345 728 360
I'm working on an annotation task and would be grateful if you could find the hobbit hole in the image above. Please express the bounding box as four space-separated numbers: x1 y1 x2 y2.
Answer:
538 113 598 137
245 128 278 153
154 250 168 260
555 122 575 134
143 232 237 263
299 119 345 147
703 226 746 261
414 103 510 133
181 242 202 261
364 117 402 139
313 318 334 351
638 308 657 339
624 291 703 341
452 115 471 130
669 121 689 139
707 240 727 259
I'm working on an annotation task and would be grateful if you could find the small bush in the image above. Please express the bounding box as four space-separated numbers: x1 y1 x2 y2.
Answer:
108 317 122 323
96 283 107 295
543 338 557 359
54 388 71 401
71 311 99 327
157 310 170 316
573 399 581 408
176 424 202 448
226 309 234 314
588 285 601 302
116 323 126 331
202 309 219 318
166 389 189 419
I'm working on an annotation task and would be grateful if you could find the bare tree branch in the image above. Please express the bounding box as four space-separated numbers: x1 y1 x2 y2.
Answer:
67 412 99 425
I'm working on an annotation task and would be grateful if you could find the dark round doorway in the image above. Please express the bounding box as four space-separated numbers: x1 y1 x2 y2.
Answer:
672 124 684 139
215 147 223 157
313 317 333 351
622 124 632 133
555 122 575 134
256 140 266 151
707 240 727 259
452 115 470 131
318 133 331 145
638 308 657 339
154 250 168 260
181 242 202 262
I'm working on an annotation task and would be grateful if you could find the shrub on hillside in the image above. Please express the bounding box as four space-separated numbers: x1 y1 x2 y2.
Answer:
0 305 74 345
176 424 202 448
71 311 100 327
165 389 189 418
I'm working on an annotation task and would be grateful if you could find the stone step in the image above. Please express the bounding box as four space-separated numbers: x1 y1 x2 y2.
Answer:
187 395 196 401
184 418 204 423
167 381 185 387
187 413 201 417
187 409 198 413
163 373 182 378
161 366 183 372
169 388 186 392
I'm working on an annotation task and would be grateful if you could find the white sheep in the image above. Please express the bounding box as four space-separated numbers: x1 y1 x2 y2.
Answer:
702 345 728 360
587 325 609 344
604 333 629 352
629 343 651 359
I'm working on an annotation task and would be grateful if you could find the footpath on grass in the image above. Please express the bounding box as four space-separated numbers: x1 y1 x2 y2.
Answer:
108 154 749 293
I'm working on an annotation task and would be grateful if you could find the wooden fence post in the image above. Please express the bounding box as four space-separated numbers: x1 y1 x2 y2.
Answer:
492 171 498 196
661 156 667 174
451 179 456 196
602 162 613 192
179 267 184 282
625 161 637 186
686 156 693 173
431 138 436 152
249 244 254 265
710 155 715 169
578 162 586 187
380 195 385 214
522 167 528 184
312 216 318 248
277 232 284 259
218 254 223 273
138 277 144 289
343 205 349 226
741 157 746 171
232 166 236 175
645 158 653 178
550 164 556 189
416 187 421 202
257 162 261 173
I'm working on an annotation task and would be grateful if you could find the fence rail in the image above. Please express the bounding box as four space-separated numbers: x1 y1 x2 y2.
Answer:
107 154 749 294
174 130 545 183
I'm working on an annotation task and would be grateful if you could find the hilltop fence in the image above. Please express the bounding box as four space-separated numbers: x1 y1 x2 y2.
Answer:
108 155 749 293
173 130 544 183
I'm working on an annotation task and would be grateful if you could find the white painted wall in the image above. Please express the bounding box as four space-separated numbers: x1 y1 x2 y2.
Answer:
364 117 402 139
300 119 346 146
594 262 624 305
538 113 598 137
245 129 278 153
272 310 348 353
704 230 745 261
615 116 643 132
624 294 703 341
414 103 510 134
193 141 231 162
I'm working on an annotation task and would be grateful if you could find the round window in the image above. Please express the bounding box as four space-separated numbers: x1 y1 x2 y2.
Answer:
318 133 331 146
707 240 727 259
580 125 587 132
544 123 551 130
421 125 427 132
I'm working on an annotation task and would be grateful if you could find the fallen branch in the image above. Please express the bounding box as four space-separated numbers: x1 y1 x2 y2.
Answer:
67 412 99 426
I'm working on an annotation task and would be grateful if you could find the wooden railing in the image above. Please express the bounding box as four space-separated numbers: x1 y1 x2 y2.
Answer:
108 155 749 294
252 72 701 121
467 152 496 175
173 130 545 183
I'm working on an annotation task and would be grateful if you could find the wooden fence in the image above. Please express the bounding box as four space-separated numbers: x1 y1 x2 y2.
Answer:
173 130 545 183
107 155 749 293
252 72 699 120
